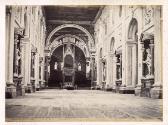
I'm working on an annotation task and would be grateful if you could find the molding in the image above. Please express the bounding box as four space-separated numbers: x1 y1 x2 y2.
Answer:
92 6 105 25
47 20 92 25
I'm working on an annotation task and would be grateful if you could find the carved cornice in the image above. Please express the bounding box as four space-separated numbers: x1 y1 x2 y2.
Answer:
140 33 154 44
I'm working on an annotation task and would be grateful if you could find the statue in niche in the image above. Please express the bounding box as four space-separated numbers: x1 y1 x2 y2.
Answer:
143 48 152 77
61 62 63 70
116 54 121 80
54 62 58 70
78 63 81 71
103 63 106 81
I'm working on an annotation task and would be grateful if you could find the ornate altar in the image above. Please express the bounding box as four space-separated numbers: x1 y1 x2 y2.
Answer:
62 37 75 89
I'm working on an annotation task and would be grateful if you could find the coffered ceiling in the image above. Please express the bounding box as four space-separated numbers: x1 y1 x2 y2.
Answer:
43 5 103 25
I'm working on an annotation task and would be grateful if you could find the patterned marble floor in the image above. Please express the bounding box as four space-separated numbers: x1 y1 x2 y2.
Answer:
6 89 162 122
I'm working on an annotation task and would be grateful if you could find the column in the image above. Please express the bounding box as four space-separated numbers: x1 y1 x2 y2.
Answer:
19 38 27 96
21 38 30 93
30 48 37 93
135 43 144 96
35 53 39 91
6 7 16 98
109 53 114 90
90 56 94 88
86 57 90 79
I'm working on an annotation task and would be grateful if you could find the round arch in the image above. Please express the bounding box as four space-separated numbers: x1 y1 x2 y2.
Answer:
46 24 94 50
110 37 115 52
126 18 138 88
128 18 138 40
49 34 90 58
100 48 103 58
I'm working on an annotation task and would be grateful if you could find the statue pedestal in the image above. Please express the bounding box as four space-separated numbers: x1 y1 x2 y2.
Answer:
115 80 122 93
13 75 25 96
31 79 36 92
135 85 141 96
120 86 135 94
6 82 16 98
119 85 126 94
26 83 32 93
101 81 106 90
150 82 162 99
141 76 154 97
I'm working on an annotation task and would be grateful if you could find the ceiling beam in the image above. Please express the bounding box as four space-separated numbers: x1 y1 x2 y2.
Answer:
92 6 105 25
47 20 93 25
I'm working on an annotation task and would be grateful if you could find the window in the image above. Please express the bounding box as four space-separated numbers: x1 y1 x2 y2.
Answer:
119 6 122 17
110 37 115 52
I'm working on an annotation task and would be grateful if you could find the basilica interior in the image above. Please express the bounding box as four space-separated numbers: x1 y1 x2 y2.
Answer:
5 5 162 99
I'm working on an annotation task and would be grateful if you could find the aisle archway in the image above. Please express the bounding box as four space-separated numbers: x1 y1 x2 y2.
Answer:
126 18 138 87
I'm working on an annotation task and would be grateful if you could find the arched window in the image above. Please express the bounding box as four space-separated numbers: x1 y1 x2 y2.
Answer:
78 63 81 71
119 6 122 17
110 37 115 52
54 62 58 70
100 48 102 58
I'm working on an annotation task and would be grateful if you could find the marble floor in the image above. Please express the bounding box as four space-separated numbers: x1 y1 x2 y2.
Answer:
6 89 162 122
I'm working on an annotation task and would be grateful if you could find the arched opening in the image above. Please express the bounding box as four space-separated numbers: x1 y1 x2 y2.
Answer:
126 18 138 88
48 43 89 88
110 37 115 52
128 18 138 40
100 48 102 58
99 48 104 88
46 24 94 50
49 46 63 87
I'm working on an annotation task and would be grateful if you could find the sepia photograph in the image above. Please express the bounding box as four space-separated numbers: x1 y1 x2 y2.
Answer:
4 3 164 123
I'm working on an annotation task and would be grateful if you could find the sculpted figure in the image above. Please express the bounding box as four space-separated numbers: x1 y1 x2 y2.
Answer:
143 48 152 76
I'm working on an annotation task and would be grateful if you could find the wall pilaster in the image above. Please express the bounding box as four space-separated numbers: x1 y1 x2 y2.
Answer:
151 7 162 99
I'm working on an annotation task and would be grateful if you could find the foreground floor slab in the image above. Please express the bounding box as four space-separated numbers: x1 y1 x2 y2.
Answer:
6 89 162 122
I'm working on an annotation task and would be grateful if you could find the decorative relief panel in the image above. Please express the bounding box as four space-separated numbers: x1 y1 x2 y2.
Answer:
15 6 22 24
144 6 154 25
